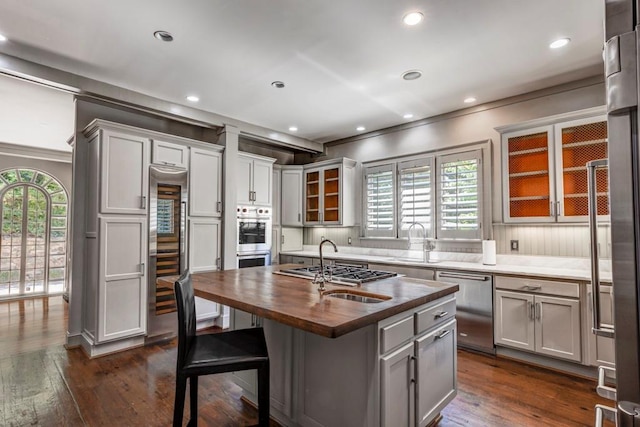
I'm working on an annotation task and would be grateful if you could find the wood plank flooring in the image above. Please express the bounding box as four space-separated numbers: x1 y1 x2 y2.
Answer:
0 296 616 426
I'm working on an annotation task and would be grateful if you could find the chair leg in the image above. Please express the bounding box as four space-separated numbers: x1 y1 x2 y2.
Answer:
257 362 270 427
173 374 188 427
188 376 198 427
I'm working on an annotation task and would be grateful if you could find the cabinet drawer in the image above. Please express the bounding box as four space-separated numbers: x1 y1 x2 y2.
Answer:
380 315 414 354
495 276 579 298
415 296 456 335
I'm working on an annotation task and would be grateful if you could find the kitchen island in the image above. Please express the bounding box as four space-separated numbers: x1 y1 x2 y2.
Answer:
160 264 459 427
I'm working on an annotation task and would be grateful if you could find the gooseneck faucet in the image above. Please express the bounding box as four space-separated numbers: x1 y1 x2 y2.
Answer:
407 222 434 263
315 238 338 291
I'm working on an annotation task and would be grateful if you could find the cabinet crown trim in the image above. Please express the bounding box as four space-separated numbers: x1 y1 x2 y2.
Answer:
303 157 357 169
82 119 224 152
238 151 277 163
494 106 606 134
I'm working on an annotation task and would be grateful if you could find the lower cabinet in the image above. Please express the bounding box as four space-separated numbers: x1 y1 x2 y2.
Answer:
495 288 581 362
188 218 220 272
380 297 457 427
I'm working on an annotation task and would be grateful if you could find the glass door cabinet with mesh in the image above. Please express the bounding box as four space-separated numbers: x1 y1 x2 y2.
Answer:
501 112 608 223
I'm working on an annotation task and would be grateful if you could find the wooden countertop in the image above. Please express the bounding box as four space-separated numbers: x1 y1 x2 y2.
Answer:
158 264 459 338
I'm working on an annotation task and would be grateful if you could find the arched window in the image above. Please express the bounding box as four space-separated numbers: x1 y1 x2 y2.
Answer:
0 168 68 298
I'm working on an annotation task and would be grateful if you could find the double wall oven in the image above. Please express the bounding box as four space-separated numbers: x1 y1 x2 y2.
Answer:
237 205 272 268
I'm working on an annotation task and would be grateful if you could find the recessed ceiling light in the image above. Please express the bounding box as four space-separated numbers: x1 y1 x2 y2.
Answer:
186 95 199 102
464 97 477 104
0 33 7 42
271 81 285 88
403 12 424 26
549 38 570 49
289 126 298 132
402 70 422 81
403 113 414 119
153 31 174 42
356 126 366 132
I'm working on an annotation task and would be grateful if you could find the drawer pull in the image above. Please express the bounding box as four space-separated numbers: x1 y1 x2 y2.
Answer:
435 329 451 340
523 285 542 291
434 311 449 319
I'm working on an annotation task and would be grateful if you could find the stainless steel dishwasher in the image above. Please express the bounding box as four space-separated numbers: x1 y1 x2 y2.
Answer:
435 270 494 354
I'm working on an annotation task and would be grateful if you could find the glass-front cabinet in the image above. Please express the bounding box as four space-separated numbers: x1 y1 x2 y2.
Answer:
501 111 607 223
303 158 357 226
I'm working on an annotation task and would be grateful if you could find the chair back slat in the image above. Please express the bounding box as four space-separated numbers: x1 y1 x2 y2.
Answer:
174 273 196 368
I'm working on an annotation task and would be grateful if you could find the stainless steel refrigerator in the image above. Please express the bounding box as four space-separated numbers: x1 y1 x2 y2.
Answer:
603 0 640 423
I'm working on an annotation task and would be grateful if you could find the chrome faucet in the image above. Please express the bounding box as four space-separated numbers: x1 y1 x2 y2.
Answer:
407 222 435 263
315 238 338 291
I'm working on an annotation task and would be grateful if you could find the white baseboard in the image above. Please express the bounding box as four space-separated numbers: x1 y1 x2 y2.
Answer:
79 331 145 358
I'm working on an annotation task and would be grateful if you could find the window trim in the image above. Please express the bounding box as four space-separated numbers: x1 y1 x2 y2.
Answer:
363 163 396 238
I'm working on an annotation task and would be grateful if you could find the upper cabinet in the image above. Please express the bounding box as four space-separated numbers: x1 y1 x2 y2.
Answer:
304 158 357 226
501 110 607 223
190 147 223 217
281 166 304 227
152 140 188 168
96 128 150 215
238 153 275 206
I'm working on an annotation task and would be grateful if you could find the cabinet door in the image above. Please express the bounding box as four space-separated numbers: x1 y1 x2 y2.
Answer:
322 166 341 224
271 226 281 264
188 218 220 272
237 155 253 205
554 116 608 222
587 285 616 367
282 169 303 226
189 148 222 217
252 159 273 206
304 169 321 224
494 290 535 351
98 217 147 342
230 309 258 395
502 126 555 222
415 319 457 427
151 140 188 168
380 342 415 427
281 227 303 252
534 295 581 362
100 130 149 214
272 168 281 226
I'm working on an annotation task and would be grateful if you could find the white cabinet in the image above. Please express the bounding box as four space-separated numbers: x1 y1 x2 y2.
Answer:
188 218 220 272
500 111 607 223
189 147 222 217
97 217 147 343
495 284 582 362
304 158 357 226
152 139 188 168
272 166 281 226
238 153 275 206
379 296 457 427
271 226 281 264
99 129 150 215
281 166 304 226
281 227 303 252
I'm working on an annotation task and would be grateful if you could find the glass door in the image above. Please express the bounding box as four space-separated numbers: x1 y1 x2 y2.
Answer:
305 170 320 223
322 167 340 223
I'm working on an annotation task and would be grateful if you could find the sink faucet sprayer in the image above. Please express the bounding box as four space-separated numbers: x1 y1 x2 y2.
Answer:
407 222 435 263
315 238 338 292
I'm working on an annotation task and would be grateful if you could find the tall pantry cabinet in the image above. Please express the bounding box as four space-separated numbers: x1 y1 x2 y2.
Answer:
80 119 223 357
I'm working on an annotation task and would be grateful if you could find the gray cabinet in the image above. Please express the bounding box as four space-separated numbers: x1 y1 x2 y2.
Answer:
238 153 275 207
281 166 304 226
494 276 581 362
188 218 220 272
189 147 222 217
381 342 414 426
151 139 188 168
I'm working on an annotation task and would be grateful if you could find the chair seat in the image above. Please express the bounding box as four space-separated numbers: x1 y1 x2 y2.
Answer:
182 328 269 375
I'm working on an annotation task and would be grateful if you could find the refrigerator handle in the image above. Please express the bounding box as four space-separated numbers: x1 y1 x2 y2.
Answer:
605 31 638 113
587 159 614 338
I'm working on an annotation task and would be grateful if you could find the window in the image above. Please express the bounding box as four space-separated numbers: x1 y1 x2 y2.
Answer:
437 150 482 239
364 164 395 237
398 158 434 238
0 168 68 298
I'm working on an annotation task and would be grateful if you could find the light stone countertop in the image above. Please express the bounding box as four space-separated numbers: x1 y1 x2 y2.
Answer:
279 246 612 283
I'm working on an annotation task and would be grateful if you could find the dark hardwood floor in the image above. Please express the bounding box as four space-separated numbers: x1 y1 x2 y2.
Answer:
0 296 615 426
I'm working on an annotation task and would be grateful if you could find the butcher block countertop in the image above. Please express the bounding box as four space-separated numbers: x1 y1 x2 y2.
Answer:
158 264 459 338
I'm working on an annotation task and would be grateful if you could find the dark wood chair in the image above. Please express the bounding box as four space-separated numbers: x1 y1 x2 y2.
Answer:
173 273 270 426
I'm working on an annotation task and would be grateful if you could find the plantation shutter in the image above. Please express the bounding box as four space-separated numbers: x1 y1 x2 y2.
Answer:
364 164 395 237
398 158 434 238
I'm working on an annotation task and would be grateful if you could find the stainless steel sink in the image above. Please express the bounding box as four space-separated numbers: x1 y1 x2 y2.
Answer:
321 289 392 303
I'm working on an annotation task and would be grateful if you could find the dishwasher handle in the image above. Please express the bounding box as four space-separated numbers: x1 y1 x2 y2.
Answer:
438 271 491 282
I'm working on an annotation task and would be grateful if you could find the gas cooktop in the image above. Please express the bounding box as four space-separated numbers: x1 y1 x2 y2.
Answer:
277 265 398 285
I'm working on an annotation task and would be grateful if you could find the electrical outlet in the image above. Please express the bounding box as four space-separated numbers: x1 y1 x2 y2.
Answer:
510 240 519 251
348 237 352 245
320 235 325 241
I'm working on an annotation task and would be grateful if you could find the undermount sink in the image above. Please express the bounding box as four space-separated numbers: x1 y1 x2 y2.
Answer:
321 289 392 304
386 257 440 264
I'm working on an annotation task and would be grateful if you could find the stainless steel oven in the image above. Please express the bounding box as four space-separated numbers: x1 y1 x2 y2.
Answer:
237 205 272 254
237 252 271 269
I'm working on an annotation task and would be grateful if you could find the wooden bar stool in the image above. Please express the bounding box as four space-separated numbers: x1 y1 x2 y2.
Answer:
173 273 270 426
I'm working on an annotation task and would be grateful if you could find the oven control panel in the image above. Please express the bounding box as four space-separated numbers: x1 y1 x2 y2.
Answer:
237 205 271 218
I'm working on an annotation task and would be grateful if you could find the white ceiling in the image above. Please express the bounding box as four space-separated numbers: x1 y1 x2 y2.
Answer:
0 0 604 144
